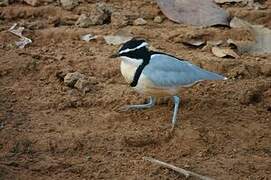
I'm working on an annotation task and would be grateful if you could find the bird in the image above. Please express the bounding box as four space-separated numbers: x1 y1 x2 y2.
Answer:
110 38 227 130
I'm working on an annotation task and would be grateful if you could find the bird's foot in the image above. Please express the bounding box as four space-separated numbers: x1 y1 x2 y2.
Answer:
119 96 156 112
159 124 176 139
159 123 176 133
119 104 154 112
118 105 134 112
170 123 176 133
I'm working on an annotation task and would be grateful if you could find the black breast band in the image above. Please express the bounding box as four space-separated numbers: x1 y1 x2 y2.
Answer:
130 60 149 87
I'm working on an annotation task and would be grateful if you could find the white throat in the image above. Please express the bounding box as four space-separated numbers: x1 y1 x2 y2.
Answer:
119 56 143 84
120 56 143 66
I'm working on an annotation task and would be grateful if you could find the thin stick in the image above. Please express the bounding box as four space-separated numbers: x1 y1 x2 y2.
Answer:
143 157 214 180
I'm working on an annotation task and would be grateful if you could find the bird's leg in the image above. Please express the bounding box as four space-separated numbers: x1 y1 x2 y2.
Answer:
120 96 156 111
171 96 180 131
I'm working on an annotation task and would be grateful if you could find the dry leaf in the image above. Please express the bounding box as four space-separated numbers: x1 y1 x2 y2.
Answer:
104 35 132 45
156 0 230 27
15 38 32 48
80 34 97 42
212 46 240 58
230 17 271 54
214 0 266 9
230 17 252 28
214 0 246 4
182 39 206 47
207 40 223 46
8 23 32 48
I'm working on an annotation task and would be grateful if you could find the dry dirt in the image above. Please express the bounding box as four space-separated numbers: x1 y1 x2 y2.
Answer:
0 1 271 180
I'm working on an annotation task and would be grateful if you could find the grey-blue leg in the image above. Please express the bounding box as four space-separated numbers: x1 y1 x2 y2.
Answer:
171 96 180 130
121 96 156 111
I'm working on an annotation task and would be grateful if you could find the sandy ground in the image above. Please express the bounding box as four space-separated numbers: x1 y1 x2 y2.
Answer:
0 1 271 179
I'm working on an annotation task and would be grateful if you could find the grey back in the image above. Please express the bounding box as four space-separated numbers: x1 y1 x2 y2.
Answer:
142 54 225 87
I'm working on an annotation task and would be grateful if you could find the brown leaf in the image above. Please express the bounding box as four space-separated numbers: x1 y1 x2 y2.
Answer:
156 0 230 27
212 46 240 58
182 39 206 47
230 17 271 54
214 0 246 4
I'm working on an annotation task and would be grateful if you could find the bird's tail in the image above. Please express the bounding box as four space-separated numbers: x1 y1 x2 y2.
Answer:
198 69 227 81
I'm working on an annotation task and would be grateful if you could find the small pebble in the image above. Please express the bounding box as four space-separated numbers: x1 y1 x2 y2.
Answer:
153 16 163 23
133 18 147 26
60 0 78 10
74 78 92 93
64 72 85 87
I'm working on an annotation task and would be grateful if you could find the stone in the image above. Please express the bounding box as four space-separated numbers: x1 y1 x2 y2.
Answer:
96 2 112 14
56 69 71 81
104 35 132 45
153 16 163 23
133 18 147 26
0 0 9 6
75 6 110 28
75 14 92 28
64 72 85 87
75 3 111 27
111 12 129 27
261 63 271 76
56 55 64 61
89 5 111 25
74 78 92 93
60 0 78 10
24 0 40 6
89 11 108 25
43 0 54 4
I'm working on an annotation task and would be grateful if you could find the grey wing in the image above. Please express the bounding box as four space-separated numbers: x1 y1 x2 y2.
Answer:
142 54 226 87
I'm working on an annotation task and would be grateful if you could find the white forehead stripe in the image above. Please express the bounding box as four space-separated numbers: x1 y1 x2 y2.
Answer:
119 42 148 54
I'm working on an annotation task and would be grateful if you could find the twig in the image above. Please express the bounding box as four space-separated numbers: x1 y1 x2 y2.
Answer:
143 157 214 180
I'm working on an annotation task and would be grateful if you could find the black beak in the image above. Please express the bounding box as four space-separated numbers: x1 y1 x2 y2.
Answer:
110 53 119 58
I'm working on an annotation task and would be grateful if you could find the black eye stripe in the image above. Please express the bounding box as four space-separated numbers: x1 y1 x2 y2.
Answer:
119 39 146 52
120 47 149 60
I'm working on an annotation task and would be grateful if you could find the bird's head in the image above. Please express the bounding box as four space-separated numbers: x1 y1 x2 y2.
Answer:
110 38 150 59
